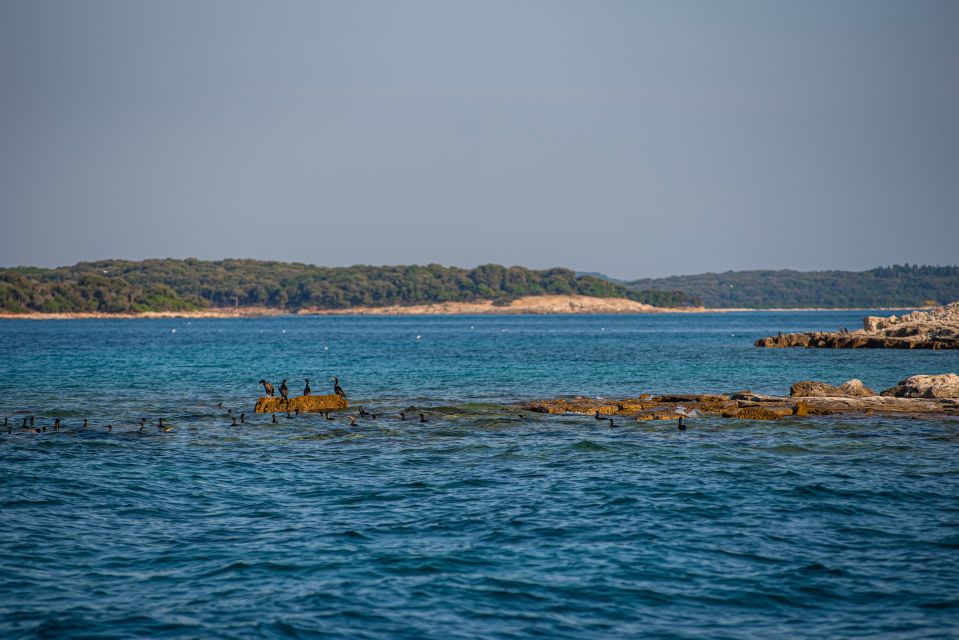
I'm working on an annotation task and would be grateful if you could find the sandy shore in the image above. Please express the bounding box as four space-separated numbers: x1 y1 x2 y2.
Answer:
0 295 926 320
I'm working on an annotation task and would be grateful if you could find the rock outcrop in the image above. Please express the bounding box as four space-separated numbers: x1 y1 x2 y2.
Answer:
790 379 876 397
755 302 959 349
254 394 348 413
519 377 959 421
880 374 959 398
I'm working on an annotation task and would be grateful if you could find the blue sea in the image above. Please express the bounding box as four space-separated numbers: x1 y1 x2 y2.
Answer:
1 311 957 639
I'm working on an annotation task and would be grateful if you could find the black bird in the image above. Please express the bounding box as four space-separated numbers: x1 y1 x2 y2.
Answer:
157 417 165 430
22 417 28 428
42 426 46 432
303 379 312 396
218 402 224 409
54 418 60 431
399 412 406 421
83 418 89 429
259 380 274 397
286 411 293 419
371 414 377 420
279 380 289 400
295 409 300 416
359 407 370 417
272 414 278 424
332 377 346 398
138 418 145 432
227 408 233 414
30 415 35 426
594 411 604 420
325 412 334 421
107 425 112 432
231 416 238 426
419 413 429 423
608 418 616 427
240 413 245 424
678 416 687 431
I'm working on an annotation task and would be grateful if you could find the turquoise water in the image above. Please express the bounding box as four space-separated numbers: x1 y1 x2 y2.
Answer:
1 312 958 638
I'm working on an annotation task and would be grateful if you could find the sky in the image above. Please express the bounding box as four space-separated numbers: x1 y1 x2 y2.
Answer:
1 1 957 279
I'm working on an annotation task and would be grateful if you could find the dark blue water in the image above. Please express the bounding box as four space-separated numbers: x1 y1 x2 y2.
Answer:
1 312 958 638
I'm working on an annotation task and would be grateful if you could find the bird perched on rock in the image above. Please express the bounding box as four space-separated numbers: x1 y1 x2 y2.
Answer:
332 377 346 398
279 380 288 400
259 380 274 396
303 379 311 396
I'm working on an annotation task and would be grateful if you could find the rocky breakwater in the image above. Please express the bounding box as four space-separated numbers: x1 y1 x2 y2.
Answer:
520 374 959 421
755 301 959 349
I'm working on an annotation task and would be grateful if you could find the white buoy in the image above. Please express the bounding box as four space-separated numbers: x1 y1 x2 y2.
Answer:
416 335 421 340
323 346 329 351
171 328 176 334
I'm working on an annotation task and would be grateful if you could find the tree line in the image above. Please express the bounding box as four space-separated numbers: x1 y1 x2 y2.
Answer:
625 264 959 308
0 259 701 313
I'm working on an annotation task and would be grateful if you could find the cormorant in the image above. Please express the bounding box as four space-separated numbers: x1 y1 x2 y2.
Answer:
272 414 278 424
359 407 370 417
332 377 346 398
325 412 334 421
678 416 687 431
371 414 377 420
231 416 238 426
138 418 144 432
83 418 89 429
240 413 245 424
259 380 274 397
30 415 35 426
594 411 604 420
399 412 406 421
107 425 112 432
419 413 429 423
608 418 615 427
157 417 165 430
54 418 61 431
279 380 288 400
218 402 224 409
303 379 311 396
286 411 292 419
22 417 28 428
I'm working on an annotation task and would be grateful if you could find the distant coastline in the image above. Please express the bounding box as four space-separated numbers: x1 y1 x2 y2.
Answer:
0 295 927 320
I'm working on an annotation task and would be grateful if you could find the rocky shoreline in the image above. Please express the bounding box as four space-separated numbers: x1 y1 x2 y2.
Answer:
756 302 959 349
518 374 959 420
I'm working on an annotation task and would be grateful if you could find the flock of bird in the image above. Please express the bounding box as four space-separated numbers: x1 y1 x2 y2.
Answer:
257 376 346 400
1 374 690 435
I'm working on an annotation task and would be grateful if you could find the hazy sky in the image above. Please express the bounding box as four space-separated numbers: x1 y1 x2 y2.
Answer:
1 1 957 279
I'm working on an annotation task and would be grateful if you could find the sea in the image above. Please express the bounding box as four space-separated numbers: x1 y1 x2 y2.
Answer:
1 311 957 639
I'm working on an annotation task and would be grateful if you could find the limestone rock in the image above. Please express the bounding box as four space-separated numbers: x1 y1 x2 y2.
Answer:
790 381 842 397
757 301 959 350
880 374 959 398
837 379 876 397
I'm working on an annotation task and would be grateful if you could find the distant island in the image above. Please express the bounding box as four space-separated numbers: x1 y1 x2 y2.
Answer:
621 264 959 309
0 259 699 315
1 260 956 316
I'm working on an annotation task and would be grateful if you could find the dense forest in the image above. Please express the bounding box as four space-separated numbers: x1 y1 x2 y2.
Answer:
0 259 700 313
625 265 959 308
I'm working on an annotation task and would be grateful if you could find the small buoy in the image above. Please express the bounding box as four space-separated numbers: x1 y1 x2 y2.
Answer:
470 325 474 330
171 328 176 334
323 346 329 351
282 329 286 334
416 335 421 340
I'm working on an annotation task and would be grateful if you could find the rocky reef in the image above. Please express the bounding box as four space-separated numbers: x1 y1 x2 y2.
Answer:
519 375 959 421
254 394 348 413
755 301 959 349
